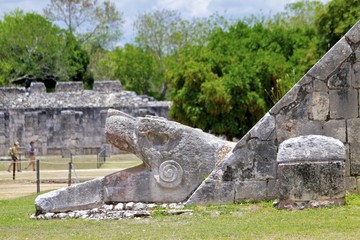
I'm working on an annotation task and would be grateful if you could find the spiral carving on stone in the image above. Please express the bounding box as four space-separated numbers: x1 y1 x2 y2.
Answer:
154 160 183 188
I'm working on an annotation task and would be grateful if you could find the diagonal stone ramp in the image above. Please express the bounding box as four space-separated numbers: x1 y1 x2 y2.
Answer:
186 20 360 205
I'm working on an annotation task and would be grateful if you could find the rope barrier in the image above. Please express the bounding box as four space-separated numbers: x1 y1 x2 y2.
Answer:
37 161 71 165
38 160 138 164
2 160 139 166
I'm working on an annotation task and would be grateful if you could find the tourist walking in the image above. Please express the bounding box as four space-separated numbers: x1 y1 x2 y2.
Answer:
25 141 36 171
7 141 21 172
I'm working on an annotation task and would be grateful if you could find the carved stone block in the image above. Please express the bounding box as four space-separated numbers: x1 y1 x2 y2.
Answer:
324 119 346 142
276 135 346 210
310 92 329 120
329 89 358 119
235 180 267 202
308 37 352 80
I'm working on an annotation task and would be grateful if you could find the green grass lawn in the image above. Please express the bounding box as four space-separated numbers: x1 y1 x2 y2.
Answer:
0 193 360 240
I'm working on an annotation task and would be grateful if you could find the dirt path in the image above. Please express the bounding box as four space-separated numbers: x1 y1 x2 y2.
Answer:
0 169 121 200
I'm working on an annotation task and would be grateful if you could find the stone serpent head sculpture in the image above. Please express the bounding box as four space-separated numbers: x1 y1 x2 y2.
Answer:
35 109 234 213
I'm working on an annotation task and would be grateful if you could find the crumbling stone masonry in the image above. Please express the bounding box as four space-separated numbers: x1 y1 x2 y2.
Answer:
276 135 346 210
186 20 360 205
0 81 171 155
34 21 360 214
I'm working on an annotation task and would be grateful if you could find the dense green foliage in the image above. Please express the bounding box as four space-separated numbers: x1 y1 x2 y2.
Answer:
0 10 90 88
165 0 359 139
0 0 359 138
316 0 360 50
133 10 229 99
166 5 323 139
90 44 163 97
0 193 359 239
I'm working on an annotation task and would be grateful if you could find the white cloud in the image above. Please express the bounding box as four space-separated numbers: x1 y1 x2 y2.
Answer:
189 0 212 17
156 0 211 17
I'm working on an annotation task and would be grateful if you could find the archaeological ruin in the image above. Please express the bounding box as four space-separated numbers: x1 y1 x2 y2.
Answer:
0 81 171 156
34 20 360 214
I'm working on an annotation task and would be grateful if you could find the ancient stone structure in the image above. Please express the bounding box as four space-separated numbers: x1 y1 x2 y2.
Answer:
35 109 234 213
186 20 360 205
0 81 171 155
35 20 360 214
276 135 346 210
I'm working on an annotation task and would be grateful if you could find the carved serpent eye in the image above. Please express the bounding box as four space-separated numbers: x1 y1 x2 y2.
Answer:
145 132 170 145
154 160 183 188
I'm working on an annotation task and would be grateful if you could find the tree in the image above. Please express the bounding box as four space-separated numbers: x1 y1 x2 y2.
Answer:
167 11 325 140
43 0 124 49
167 21 269 140
134 9 181 99
316 0 360 50
273 0 325 27
113 44 163 97
134 9 229 99
91 44 163 97
264 0 325 102
0 10 90 88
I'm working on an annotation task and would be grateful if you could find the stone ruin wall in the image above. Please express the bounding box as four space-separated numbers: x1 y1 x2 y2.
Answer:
30 21 360 214
0 81 171 155
2 21 360 201
189 20 360 200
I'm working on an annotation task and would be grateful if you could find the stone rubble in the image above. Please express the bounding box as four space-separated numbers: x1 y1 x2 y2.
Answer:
30 202 193 221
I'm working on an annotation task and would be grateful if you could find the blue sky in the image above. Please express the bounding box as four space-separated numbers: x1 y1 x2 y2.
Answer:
0 0 330 45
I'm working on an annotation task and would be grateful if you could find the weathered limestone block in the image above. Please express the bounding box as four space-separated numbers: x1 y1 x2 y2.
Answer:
351 60 360 88
324 120 346 143
266 179 279 199
0 112 5 135
24 111 40 139
29 82 46 93
310 92 329 120
184 175 235 205
56 82 84 92
347 118 360 143
276 135 346 210
186 127 278 205
235 180 267 202
270 84 311 116
276 116 324 144
313 79 328 92
0 135 5 145
349 143 360 175
327 62 352 89
35 178 104 213
35 109 235 213
345 177 358 193
345 20 360 44
60 110 84 149
248 139 277 180
344 144 350 177
308 37 352 81
250 113 275 140
93 81 121 92
329 89 358 119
